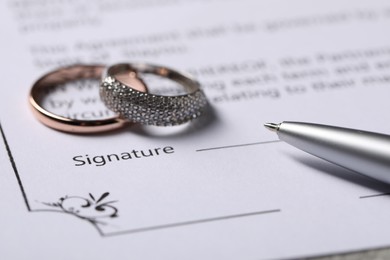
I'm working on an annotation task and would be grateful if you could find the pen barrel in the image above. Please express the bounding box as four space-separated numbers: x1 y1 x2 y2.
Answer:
278 122 390 184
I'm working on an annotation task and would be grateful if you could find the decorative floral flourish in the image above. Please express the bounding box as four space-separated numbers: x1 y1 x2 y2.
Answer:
42 192 118 226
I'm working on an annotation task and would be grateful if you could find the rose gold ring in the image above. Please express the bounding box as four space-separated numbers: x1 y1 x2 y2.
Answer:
29 64 147 134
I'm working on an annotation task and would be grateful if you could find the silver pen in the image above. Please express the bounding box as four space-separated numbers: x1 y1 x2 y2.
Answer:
264 121 390 184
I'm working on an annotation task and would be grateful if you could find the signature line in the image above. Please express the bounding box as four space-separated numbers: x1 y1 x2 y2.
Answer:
196 140 281 152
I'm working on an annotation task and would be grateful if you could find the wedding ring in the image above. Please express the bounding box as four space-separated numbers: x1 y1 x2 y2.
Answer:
100 63 208 126
29 64 148 133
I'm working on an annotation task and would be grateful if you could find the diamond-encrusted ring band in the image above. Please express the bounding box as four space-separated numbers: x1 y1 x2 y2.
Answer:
100 63 208 126
29 65 148 133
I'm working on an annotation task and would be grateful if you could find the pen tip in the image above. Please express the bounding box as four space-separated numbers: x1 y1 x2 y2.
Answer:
264 122 280 132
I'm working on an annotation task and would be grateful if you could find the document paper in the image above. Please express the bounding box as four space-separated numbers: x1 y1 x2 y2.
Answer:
1 0 390 259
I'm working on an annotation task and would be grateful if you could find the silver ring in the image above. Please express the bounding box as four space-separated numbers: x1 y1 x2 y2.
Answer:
100 63 208 126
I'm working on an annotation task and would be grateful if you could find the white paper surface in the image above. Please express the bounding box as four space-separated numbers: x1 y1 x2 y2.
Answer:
1 0 390 259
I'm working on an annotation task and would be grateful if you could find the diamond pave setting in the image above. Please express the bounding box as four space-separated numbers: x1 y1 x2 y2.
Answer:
100 76 208 126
